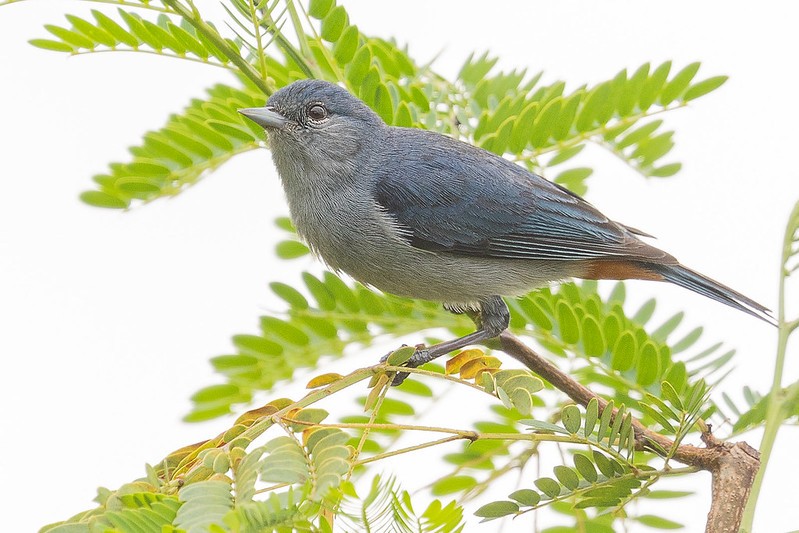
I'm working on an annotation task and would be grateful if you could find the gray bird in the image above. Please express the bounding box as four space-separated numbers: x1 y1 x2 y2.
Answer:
239 79 772 381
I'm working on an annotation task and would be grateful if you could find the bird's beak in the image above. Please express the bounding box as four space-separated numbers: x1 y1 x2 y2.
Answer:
238 106 288 130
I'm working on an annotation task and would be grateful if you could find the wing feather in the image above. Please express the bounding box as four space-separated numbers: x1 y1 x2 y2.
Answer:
374 128 672 264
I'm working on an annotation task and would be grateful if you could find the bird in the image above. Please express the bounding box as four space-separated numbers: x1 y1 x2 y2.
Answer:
239 79 773 381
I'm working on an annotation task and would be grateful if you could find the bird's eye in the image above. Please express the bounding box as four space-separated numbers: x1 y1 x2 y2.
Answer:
307 104 328 121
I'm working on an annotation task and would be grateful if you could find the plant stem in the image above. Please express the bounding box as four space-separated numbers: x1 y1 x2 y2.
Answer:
70 48 237 71
247 0 268 81
283 0 314 70
354 436 462 466
740 201 799 531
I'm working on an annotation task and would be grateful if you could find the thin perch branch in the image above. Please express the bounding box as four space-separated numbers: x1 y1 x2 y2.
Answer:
498 331 760 533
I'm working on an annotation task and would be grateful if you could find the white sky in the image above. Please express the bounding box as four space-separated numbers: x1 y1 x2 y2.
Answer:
1 1 797 531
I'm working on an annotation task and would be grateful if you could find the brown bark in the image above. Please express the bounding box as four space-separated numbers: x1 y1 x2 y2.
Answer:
497 331 760 533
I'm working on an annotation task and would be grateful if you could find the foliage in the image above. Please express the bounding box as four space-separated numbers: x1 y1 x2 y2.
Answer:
6 0 792 531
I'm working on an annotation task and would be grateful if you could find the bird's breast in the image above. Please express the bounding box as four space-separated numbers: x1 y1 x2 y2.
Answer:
284 185 390 271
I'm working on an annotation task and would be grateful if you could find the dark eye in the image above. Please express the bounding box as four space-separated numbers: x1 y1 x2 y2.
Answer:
308 104 328 121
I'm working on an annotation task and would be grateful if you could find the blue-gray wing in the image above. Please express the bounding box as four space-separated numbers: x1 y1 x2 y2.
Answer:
374 129 670 263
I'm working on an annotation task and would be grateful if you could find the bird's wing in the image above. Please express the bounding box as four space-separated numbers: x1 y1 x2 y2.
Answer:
375 129 671 263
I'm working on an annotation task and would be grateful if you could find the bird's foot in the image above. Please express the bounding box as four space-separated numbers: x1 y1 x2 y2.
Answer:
380 344 432 386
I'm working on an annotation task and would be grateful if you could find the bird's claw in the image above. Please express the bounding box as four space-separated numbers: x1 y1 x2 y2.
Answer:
380 345 431 386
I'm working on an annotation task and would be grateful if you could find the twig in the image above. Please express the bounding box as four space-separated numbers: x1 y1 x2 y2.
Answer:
498 331 760 533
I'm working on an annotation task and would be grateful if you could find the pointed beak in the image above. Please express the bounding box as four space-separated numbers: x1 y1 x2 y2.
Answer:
238 106 288 130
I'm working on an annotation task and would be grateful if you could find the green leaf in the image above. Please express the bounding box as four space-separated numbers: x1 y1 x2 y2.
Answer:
639 61 671 111
458 51 498 86
608 282 626 306
561 404 582 434
573 453 597 482
474 500 519 520
633 298 656 324
373 83 394 124
584 398 599 437
637 515 683 529
302 273 336 311
553 466 579 490
520 419 570 434
347 46 371 86
575 82 609 131
638 402 676 433
611 331 637 371
431 475 477 496
93 10 138 47
552 91 582 140
661 381 684 410
650 162 682 177
636 341 660 386
233 334 282 356
323 272 360 311
79 191 129 209
396 378 433 397
509 101 539 152
308 0 335 19
386 345 416 366
29 38 74 52
508 489 540 507
169 23 207 58
394 101 413 127
190 383 241 403
581 314 605 356
608 405 626 447
45 24 94 49
534 477 561 498
618 412 633 452
175 480 233 532
597 400 614 442
645 490 693 499
548 144 585 167
509 388 534 416
320 6 348 42
663 362 687 393
376 397 415 416
554 167 592 195
275 240 309 259
556 300 580 344
592 451 615 478
652 312 684 341
616 120 662 150
262 317 310 346
683 76 728 102
530 98 562 147
270 282 309 309
334 25 359 64
659 62 700 105
574 496 620 509
671 326 703 353
618 63 648 115
603 314 622 347
118 10 159 49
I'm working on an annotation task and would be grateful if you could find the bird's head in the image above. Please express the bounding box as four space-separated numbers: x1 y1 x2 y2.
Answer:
239 79 385 182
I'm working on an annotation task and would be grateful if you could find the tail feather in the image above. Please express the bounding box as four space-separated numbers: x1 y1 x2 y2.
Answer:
650 263 775 325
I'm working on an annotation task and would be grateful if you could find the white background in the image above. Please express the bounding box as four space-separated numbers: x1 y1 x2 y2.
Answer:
1 0 797 531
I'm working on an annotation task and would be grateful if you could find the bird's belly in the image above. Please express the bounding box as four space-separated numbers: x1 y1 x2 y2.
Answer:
317 238 565 304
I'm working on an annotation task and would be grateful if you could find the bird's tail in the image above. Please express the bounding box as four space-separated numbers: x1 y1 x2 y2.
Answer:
650 263 775 325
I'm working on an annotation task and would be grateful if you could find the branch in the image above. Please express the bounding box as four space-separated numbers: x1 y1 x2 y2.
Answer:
498 331 760 533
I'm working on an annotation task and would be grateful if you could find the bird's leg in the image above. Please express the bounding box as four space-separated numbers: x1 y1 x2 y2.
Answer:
385 296 510 385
